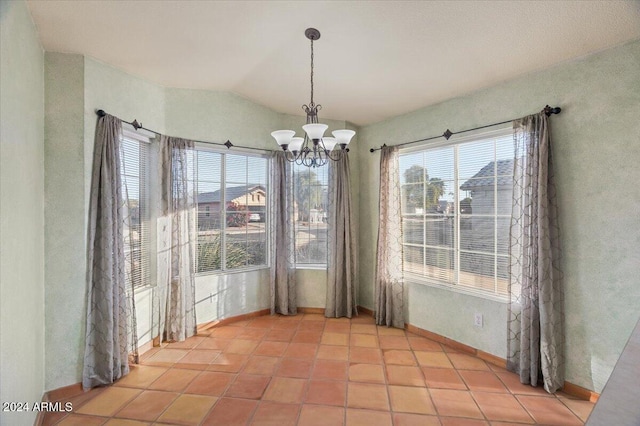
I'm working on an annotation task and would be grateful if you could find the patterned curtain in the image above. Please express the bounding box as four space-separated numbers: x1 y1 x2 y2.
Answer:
375 145 404 328
154 136 197 342
326 153 357 318
83 114 137 389
507 112 565 393
270 151 297 315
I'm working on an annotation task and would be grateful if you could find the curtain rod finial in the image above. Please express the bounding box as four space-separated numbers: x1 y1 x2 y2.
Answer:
96 109 106 117
543 105 561 116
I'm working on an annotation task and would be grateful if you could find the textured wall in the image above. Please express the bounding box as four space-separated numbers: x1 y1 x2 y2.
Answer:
0 1 45 424
356 39 640 393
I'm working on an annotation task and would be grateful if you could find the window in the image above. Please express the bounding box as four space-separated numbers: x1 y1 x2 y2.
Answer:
194 148 269 273
120 129 151 290
292 162 329 265
399 128 513 298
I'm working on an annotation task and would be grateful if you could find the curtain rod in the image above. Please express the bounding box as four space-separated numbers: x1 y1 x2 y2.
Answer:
95 109 277 154
369 105 561 153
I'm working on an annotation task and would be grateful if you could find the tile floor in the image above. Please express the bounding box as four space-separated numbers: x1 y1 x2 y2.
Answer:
41 313 594 425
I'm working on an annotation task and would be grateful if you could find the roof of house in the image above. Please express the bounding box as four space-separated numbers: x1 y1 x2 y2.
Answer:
197 184 265 204
459 159 514 190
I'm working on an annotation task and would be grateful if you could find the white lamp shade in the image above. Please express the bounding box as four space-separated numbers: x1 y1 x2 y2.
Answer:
271 130 295 146
289 137 304 152
322 137 337 152
302 123 328 140
332 129 356 146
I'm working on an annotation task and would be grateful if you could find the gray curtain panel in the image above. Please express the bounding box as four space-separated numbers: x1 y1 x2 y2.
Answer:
375 145 405 328
508 112 565 393
326 153 358 318
270 151 297 315
154 136 197 342
83 114 135 389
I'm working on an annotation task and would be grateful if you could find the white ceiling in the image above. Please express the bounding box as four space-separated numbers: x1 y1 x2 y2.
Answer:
26 0 640 126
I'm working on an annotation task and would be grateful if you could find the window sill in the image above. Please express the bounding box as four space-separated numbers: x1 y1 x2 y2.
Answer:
196 265 270 277
295 265 328 271
404 273 509 304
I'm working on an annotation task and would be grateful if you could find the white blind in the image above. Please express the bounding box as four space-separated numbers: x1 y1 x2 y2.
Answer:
195 148 269 273
399 128 514 297
120 135 151 290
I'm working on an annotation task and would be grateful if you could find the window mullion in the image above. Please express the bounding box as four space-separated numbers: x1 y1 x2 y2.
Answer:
454 145 460 287
494 138 499 295
221 154 227 270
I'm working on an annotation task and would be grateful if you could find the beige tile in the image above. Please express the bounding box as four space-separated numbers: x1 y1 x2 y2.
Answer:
459 370 508 393
114 365 167 388
76 387 141 417
184 371 234 396
408 337 443 351
201 397 258 426
392 413 441 426
291 330 323 343
430 389 484 419
386 365 425 387
347 383 389 411
377 326 406 336
312 359 349 380
156 394 217 425
196 337 232 351
275 358 313 378
317 344 349 361
298 405 345 426
144 349 189 365
384 349 417 366
447 353 490 370
115 390 178 421
103 419 150 426
351 324 377 335
207 353 248 373
284 342 318 359
379 335 410 350
516 395 583 425
243 355 280 376
225 339 259 355
254 341 288 356
321 332 349 346
349 363 385 383
388 385 435 414
265 328 296 342
305 380 347 406
57 415 108 426
147 368 200 392
166 336 205 349
346 408 392 426
422 367 467 390
250 402 300 426
225 374 271 399
558 394 595 422
414 351 454 368
263 377 307 404
472 391 534 423
350 347 383 364
350 334 379 348
325 322 351 334
175 349 221 369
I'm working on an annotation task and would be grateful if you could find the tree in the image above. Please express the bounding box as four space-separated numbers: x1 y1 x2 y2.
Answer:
293 169 325 222
402 165 444 212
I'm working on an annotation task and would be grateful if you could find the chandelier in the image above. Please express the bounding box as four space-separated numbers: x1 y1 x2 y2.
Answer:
271 28 355 167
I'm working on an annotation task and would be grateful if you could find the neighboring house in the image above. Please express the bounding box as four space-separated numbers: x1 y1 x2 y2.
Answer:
197 184 267 227
459 159 514 277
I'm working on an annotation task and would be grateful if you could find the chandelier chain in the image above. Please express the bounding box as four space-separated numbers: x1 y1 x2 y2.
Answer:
310 38 314 106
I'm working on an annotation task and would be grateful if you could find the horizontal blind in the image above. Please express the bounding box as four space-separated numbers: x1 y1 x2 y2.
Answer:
120 136 150 290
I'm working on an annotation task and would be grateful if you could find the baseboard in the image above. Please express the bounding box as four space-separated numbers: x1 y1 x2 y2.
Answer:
404 321 598 401
357 305 374 316
297 307 325 315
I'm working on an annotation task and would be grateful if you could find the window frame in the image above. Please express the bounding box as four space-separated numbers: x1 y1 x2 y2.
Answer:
193 144 271 276
399 126 513 302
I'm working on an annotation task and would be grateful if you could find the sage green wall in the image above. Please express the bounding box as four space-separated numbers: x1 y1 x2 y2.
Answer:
357 39 640 393
0 1 45 424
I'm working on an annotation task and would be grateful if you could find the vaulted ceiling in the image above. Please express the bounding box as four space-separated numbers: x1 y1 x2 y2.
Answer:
27 0 640 126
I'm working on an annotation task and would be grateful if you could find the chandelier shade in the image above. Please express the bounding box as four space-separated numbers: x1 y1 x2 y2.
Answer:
271 28 355 167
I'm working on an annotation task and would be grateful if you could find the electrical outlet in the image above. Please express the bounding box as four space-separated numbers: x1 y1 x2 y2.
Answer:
474 313 483 328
